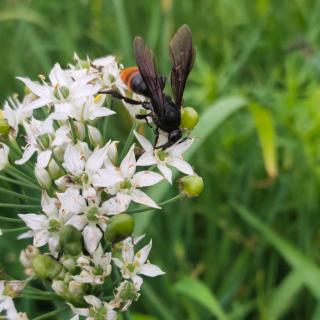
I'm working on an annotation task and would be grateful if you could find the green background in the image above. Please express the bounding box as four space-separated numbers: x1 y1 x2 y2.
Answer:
1 0 320 319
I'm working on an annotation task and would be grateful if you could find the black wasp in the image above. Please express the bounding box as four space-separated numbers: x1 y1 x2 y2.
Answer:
100 24 196 149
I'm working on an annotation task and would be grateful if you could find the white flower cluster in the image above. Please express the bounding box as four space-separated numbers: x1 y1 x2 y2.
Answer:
0 54 200 319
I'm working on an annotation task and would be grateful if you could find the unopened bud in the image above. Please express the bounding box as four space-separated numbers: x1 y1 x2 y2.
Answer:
0 111 10 135
0 143 9 171
60 225 83 256
52 280 66 296
105 214 135 243
35 166 52 189
181 107 199 130
60 255 77 273
48 158 64 180
88 125 103 147
119 281 139 301
20 245 40 275
107 141 119 165
32 255 63 279
179 175 204 197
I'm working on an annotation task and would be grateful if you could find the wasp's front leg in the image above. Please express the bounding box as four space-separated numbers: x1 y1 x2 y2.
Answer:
135 113 152 128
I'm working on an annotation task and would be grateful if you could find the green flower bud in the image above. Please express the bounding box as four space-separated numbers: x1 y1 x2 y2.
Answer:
48 158 64 180
105 214 135 243
36 133 51 149
179 175 204 197
107 141 119 165
181 107 199 130
60 225 83 256
88 125 103 147
60 255 77 273
32 255 63 279
35 166 52 189
0 111 10 136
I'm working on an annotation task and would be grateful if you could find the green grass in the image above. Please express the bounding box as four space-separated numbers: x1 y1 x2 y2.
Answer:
1 0 320 319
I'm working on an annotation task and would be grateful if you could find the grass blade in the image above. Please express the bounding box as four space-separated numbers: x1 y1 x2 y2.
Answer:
233 203 320 299
175 277 228 320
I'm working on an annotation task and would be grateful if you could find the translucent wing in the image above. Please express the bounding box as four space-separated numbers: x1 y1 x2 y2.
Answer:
169 24 196 108
134 36 165 115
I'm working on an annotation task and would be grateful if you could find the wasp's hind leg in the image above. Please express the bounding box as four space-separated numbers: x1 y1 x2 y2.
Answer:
135 113 152 128
99 89 144 106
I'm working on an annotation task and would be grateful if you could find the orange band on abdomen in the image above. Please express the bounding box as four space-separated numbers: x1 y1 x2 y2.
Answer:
120 67 139 89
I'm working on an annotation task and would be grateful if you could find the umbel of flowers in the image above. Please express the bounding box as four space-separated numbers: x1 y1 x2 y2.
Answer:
0 54 203 319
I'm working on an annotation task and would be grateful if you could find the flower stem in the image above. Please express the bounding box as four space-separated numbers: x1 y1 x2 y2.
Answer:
127 194 181 214
0 216 23 223
32 307 68 320
1 226 28 233
0 174 41 191
0 203 40 209
0 187 39 202
120 121 137 161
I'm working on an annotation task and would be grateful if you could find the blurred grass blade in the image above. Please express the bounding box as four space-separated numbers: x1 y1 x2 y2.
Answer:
132 314 157 320
134 95 247 234
141 283 175 320
112 0 132 62
233 203 320 299
249 102 278 179
268 271 303 320
0 7 48 29
175 277 228 320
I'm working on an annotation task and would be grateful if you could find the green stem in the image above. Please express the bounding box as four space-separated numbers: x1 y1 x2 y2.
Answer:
1 226 28 233
0 174 41 190
120 122 137 161
7 164 36 182
33 307 68 320
19 294 58 301
0 203 40 209
6 168 39 188
127 194 181 214
68 117 78 144
0 216 22 223
0 186 39 202
84 122 93 148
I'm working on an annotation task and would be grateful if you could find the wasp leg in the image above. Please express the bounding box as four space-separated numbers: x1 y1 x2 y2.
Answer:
99 89 143 105
154 140 175 150
136 113 152 128
153 127 160 148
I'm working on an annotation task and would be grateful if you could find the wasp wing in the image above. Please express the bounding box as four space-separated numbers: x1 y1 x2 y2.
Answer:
134 36 165 115
169 24 196 108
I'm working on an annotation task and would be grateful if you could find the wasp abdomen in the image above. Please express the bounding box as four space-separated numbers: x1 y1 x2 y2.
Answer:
120 67 148 96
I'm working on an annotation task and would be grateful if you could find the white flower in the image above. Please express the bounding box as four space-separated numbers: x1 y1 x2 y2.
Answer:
16 118 71 168
70 295 117 320
92 55 126 93
95 145 163 212
0 143 9 171
110 280 140 311
17 63 101 115
18 191 72 253
113 237 165 288
68 95 115 122
57 188 107 254
134 130 194 183
0 281 28 320
58 141 114 199
3 97 32 136
73 245 112 285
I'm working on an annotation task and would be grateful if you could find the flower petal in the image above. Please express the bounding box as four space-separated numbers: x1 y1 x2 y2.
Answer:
86 143 109 173
168 158 194 175
84 295 102 309
83 224 102 255
134 130 153 152
33 229 49 247
136 152 156 166
18 214 47 230
91 166 122 188
139 263 165 277
130 189 160 209
101 193 131 215
63 144 85 176
57 188 86 214
120 145 136 178
157 164 172 183
168 138 193 157
132 171 163 188
37 150 52 168
66 214 87 230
